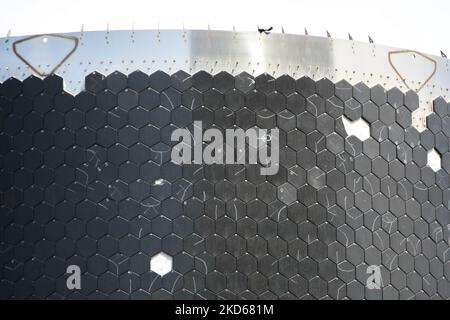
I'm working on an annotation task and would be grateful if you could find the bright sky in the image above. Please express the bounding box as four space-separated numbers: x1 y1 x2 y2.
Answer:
1 0 449 56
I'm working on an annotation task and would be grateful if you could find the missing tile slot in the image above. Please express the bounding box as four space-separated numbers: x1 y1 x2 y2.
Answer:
341 115 370 141
427 148 441 172
150 252 173 276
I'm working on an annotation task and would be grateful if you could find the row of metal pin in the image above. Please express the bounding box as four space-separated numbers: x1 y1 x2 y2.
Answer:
3 25 375 43
3 25 448 58
255 25 376 44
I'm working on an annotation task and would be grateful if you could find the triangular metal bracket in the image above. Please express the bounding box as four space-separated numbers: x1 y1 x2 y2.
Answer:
388 50 437 93
12 33 79 77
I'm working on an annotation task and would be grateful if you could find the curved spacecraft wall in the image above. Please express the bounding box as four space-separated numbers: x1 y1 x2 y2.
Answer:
0 30 449 300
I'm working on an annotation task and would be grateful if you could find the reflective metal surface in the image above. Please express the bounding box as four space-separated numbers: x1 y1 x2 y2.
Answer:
0 30 449 130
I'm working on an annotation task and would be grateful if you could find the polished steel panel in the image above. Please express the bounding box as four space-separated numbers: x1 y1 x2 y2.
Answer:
0 29 449 130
